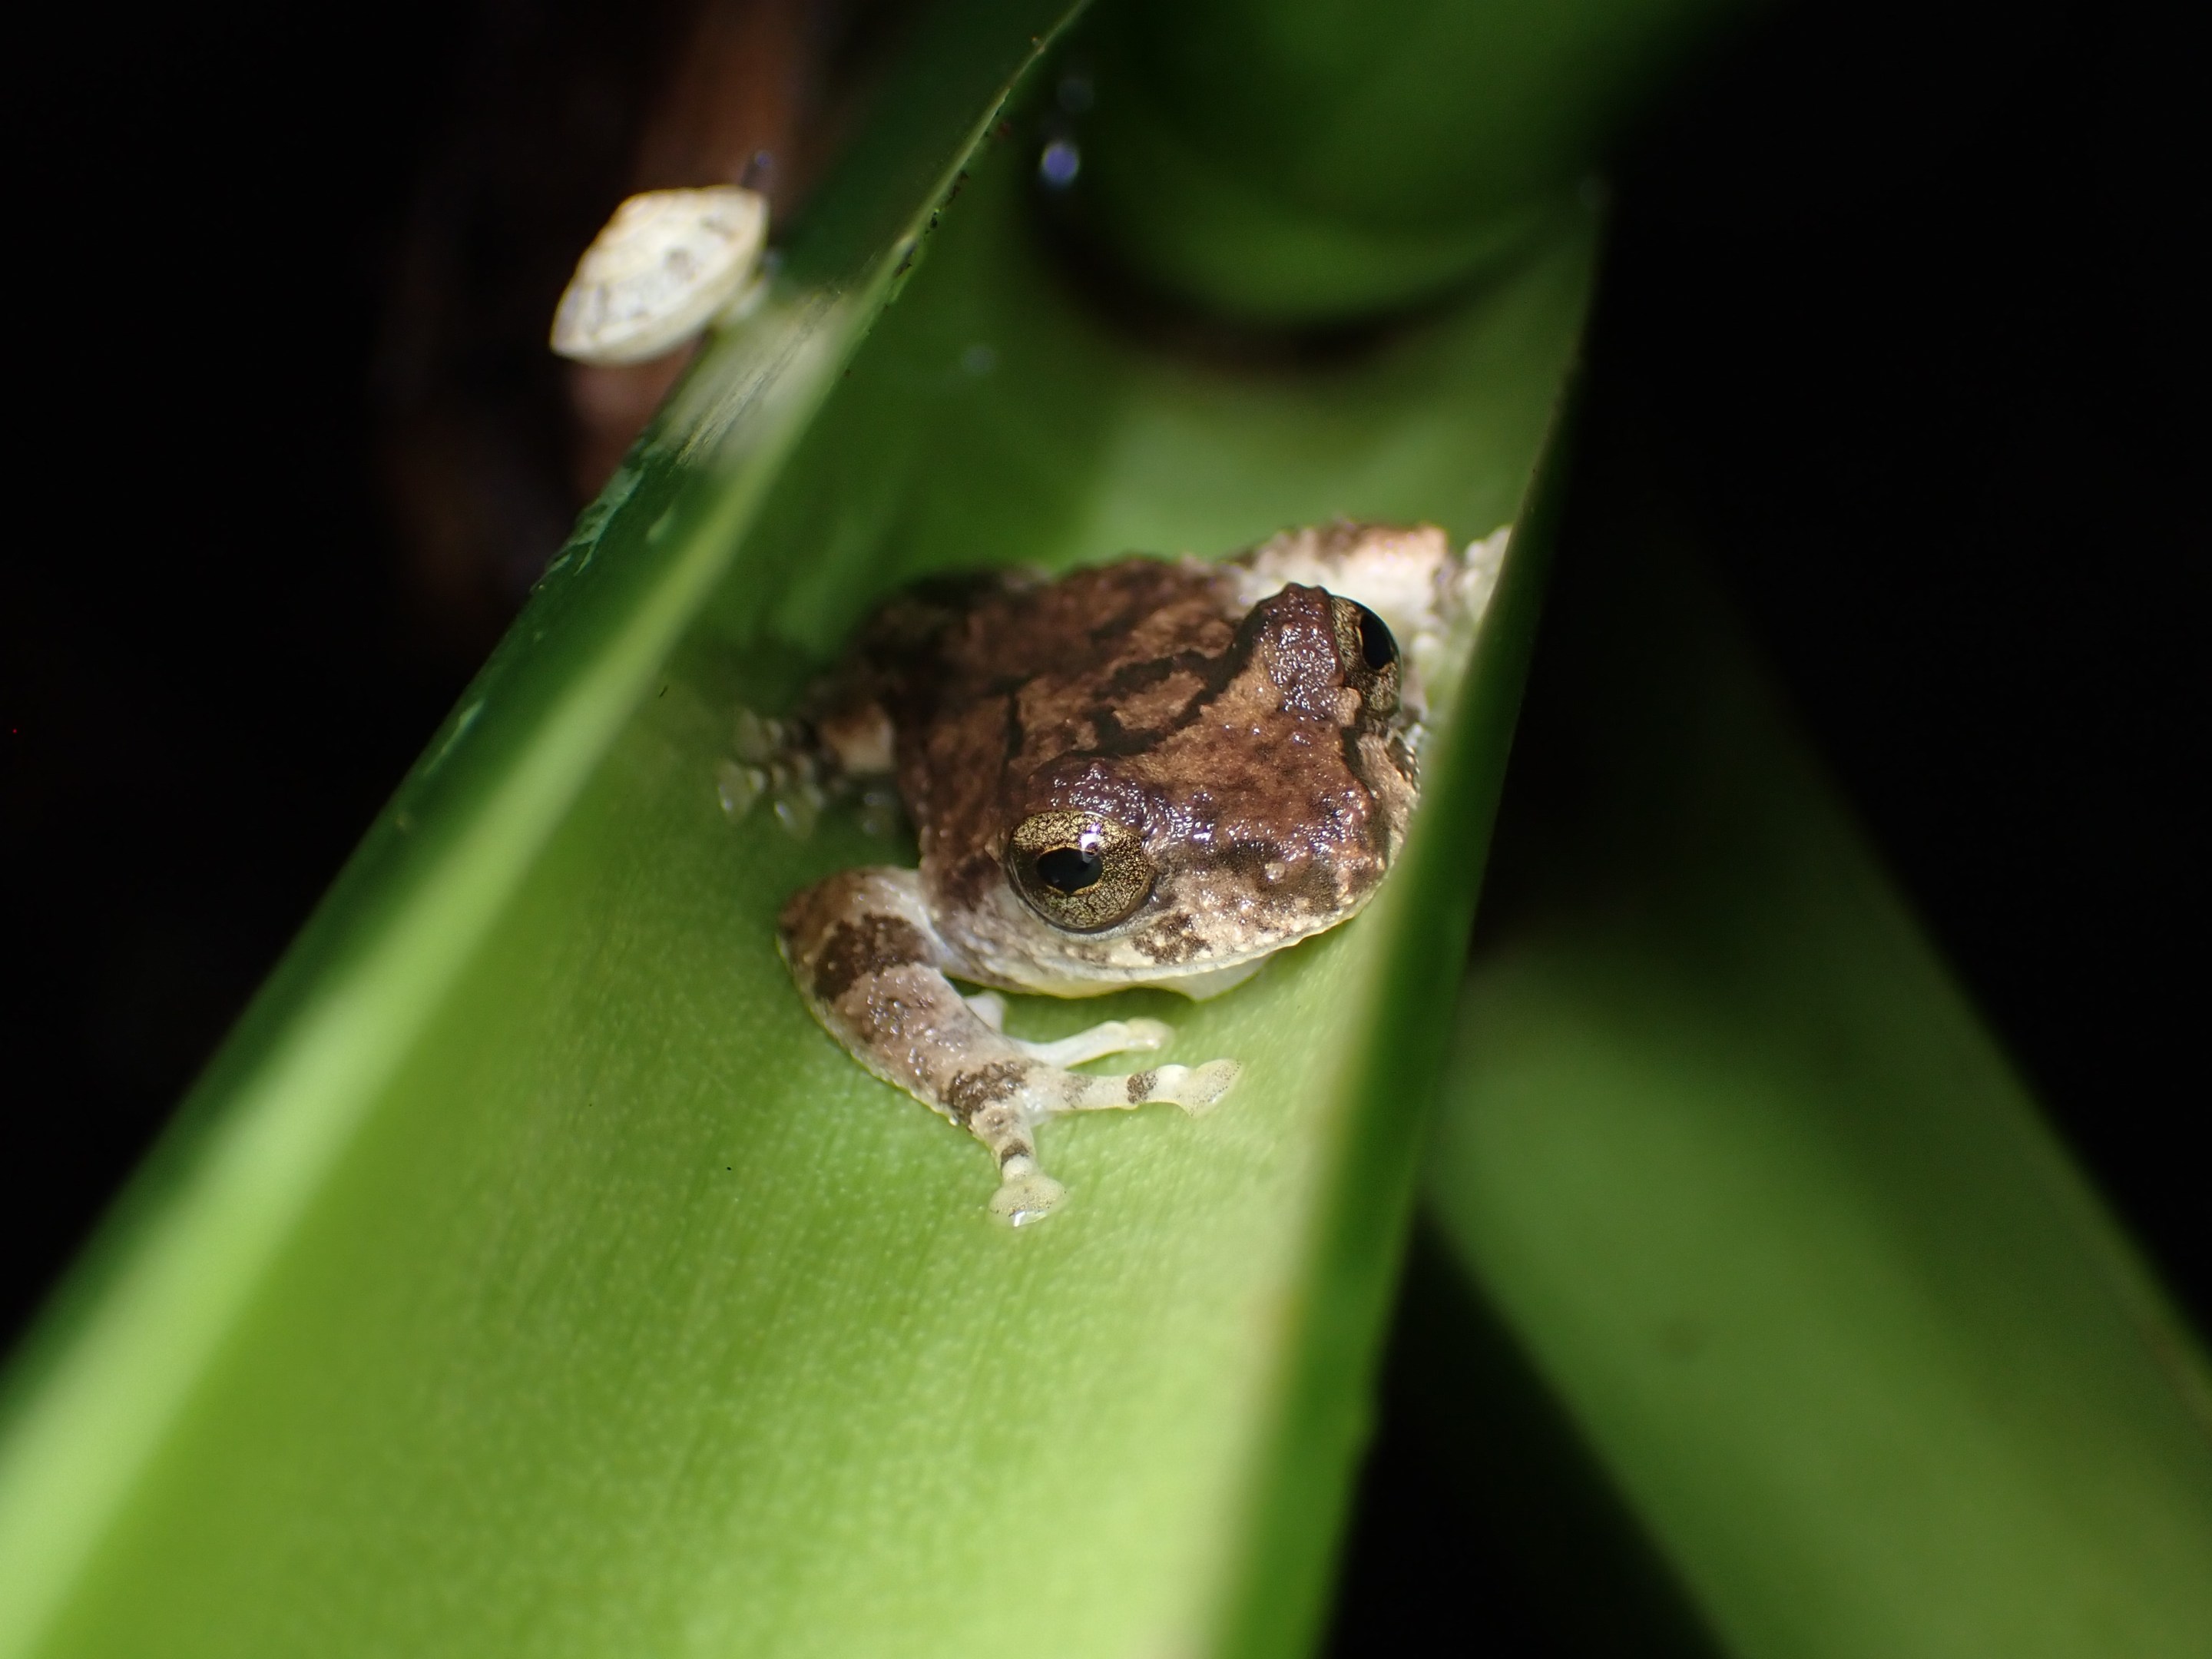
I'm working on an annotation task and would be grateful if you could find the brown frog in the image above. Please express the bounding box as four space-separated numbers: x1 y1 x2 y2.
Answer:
740 521 1504 1223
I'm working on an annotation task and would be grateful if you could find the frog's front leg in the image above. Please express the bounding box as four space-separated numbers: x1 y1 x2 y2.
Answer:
777 869 1240 1225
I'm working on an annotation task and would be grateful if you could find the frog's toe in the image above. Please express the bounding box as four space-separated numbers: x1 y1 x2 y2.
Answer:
1119 1018 1175 1052
720 707 834 837
1161 1058 1240 1115
1061 1058 1240 1116
1016 1016 1173 1068
714 759 768 820
988 1157 1066 1227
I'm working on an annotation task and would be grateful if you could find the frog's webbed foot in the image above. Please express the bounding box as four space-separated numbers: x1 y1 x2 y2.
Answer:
719 701 900 840
778 869 1238 1225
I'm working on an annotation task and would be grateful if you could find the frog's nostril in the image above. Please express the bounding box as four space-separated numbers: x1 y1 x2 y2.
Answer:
1037 846 1104 893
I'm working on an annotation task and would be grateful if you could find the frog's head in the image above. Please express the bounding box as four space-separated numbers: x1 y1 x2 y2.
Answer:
943 583 1420 994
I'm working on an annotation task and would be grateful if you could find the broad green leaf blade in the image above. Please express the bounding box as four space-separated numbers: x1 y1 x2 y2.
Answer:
0 5 1613 1658
1421 469 2212 1655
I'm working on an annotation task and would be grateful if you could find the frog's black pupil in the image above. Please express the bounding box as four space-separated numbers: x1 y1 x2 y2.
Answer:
1355 604 1397 671
1037 846 1104 894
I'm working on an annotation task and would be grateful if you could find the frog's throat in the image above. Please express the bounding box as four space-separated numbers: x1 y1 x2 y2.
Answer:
1137 957 1269 1001
959 952 1274 1003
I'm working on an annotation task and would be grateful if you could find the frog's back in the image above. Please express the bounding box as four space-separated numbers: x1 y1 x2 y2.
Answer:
873 558 1242 877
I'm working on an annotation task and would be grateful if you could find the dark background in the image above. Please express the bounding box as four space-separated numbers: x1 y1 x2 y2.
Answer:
2 0 2200 1633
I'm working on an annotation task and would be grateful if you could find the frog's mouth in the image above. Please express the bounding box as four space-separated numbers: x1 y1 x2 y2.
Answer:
992 889 1371 1001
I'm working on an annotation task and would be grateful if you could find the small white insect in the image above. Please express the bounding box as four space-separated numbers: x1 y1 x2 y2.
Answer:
550 187 770 366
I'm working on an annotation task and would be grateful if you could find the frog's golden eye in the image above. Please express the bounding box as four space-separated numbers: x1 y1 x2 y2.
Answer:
1330 596 1401 714
1007 812 1154 932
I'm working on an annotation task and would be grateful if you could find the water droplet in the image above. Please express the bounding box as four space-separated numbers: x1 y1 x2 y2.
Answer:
1038 140 1080 190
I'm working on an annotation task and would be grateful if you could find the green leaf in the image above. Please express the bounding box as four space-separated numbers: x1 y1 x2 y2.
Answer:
1418 457 2212 1655
0 2 1623 1654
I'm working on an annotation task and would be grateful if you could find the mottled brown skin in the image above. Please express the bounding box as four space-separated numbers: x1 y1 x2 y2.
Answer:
846 560 1417 987
777 866 1227 1200
764 522 1480 1223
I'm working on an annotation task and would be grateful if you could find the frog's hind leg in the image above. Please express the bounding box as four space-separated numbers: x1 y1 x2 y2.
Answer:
720 691 899 839
777 869 1237 1226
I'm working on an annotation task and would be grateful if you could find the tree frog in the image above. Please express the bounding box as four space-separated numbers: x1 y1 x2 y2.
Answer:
741 522 1504 1223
